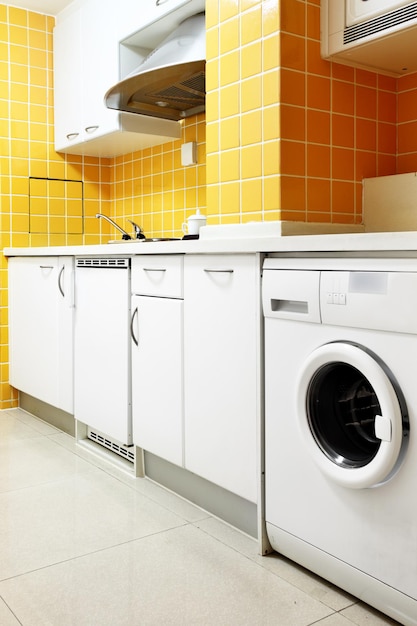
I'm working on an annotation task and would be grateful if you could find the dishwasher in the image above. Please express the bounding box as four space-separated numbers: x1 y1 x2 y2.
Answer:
74 257 133 455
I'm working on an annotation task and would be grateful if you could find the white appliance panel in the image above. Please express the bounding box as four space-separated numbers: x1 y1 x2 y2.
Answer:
74 262 131 445
263 262 417 625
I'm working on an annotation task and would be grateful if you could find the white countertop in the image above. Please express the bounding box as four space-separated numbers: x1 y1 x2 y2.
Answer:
5 224 417 257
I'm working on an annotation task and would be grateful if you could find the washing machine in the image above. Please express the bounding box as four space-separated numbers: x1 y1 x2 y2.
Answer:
262 256 417 626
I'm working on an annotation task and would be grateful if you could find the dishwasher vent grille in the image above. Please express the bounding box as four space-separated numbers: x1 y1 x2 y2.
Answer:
76 258 130 269
88 429 135 463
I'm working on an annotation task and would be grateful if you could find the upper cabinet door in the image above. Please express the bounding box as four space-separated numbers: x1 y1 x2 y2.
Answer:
116 0 194 41
81 0 119 141
53 7 83 152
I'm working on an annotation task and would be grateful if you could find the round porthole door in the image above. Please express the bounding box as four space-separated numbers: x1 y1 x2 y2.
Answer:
296 342 408 489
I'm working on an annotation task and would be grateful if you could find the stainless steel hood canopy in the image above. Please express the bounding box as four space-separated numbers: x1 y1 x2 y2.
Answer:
105 12 205 122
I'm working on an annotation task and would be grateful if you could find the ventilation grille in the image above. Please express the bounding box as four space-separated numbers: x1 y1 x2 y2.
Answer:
154 72 205 104
76 257 130 269
344 2 417 44
88 429 135 463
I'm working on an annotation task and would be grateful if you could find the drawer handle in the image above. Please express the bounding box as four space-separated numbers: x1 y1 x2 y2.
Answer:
204 269 234 274
156 0 169 5
143 268 167 272
66 132 79 140
85 125 99 134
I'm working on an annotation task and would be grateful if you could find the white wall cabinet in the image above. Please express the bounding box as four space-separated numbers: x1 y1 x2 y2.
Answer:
8 256 74 414
183 254 261 503
116 0 193 41
53 0 182 157
131 256 184 466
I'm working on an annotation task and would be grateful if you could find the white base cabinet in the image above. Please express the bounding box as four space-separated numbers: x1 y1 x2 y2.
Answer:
131 256 184 466
183 254 261 503
8 256 74 414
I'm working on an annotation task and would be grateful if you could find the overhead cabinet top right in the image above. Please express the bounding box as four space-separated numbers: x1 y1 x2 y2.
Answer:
321 0 417 76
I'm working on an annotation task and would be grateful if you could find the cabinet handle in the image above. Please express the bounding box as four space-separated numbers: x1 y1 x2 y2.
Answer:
203 269 234 274
66 132 79 140
85 125 99 134
143 268 167 272
58 265 65 297
131 307 139 346
156 0 170 5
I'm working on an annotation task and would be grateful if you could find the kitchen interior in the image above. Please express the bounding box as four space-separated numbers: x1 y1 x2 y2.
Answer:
1 0 417 624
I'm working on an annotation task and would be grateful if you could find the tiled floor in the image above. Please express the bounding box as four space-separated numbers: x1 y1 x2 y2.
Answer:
0 408 401 626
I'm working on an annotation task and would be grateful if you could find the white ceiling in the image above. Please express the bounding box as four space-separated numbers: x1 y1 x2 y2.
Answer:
6 0 73 16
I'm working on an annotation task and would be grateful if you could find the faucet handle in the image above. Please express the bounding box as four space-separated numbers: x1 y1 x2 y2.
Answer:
127 219 146 239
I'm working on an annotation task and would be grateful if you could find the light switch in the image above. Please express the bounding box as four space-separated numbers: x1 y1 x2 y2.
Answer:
181 142 197 166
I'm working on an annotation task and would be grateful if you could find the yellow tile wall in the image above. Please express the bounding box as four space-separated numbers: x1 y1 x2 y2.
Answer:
205 0 280 224
3 1 417 408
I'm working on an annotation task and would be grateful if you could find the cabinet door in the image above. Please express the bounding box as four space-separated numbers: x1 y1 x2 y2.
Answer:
53 8 83 151
131 295 183 466
117 0 193 40
81 0 120 142
8 257 74 413
184 255 260 502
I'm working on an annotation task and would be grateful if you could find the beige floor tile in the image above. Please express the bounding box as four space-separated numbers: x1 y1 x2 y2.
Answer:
0 524 334 626
3 408 61 436
0 598 21 626
0 436 98 493
341 602 403 625
51 432 214 523
0 469 185 580
0 410 50 442
195 517 355 613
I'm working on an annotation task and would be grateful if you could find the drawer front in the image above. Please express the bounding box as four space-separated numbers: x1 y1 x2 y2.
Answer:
131 255 183 297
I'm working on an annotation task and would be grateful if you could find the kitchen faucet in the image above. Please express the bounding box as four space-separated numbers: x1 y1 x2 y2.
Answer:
95 214 146 240
96 213 131 239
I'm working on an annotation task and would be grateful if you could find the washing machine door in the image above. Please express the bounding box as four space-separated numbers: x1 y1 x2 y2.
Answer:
297 342 408 489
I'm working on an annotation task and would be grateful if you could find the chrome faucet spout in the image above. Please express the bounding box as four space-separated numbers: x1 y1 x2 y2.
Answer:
95 213 132 240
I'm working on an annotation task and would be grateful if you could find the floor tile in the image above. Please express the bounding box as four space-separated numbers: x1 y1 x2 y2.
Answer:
0 469 186 580
196 517 355 613
0 598 20 626
0 436 98 493
313 614 361 626
3 408 61 436
341 602 403 625
0 410 407 625
0 524 334 626
51 432 211 523
0 411 49 443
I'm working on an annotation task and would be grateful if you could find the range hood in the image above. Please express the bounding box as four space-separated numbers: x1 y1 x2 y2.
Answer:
105 12 205 122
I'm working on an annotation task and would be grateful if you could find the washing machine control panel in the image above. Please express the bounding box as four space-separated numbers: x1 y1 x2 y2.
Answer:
321 270 417 334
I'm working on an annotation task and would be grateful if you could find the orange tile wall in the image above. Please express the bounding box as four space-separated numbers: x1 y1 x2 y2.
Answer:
279 0 398 224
